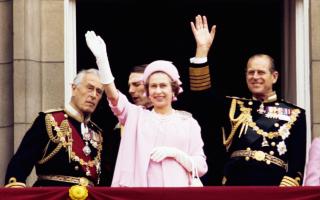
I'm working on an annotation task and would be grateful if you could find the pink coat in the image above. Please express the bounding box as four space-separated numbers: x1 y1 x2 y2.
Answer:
110 92 207 187
304 137 320 186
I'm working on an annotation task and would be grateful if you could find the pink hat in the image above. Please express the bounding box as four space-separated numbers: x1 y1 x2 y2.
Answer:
142 60 183 100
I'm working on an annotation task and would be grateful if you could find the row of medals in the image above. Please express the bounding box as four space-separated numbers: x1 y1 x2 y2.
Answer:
256 103 290 155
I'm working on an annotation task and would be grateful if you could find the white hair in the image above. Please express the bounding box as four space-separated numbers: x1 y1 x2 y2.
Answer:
73 68 100 86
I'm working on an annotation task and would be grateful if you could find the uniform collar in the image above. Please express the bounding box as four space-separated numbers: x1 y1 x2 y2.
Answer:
252 91 277 103
64 103 91 124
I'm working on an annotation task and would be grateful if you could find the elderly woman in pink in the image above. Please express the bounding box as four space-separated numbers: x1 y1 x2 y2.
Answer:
85 31 207 187
304 137 320 186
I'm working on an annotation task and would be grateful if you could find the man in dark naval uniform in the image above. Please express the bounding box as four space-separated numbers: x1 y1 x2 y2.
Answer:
4 69 107 187
188 15 306 186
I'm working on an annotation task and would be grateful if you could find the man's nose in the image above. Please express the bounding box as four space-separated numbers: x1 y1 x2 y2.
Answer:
90 90 97 98
253 71 260 78
129 86 134 93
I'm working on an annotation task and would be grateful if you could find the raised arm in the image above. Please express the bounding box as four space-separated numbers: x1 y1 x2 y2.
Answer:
189 15 216 92
85 31 118 105
190 15 216 58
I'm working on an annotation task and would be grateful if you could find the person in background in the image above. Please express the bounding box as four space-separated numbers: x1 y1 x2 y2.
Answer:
304 137 320 186
188 15 306 186
5 69 106 187
85 30 207 186
128 64 152 109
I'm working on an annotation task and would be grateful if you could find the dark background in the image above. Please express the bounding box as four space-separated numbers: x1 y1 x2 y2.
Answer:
76 0 283 124
76 0 283 98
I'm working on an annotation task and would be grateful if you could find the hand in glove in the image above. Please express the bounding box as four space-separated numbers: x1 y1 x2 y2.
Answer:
150 146 192 172
85 31 114 84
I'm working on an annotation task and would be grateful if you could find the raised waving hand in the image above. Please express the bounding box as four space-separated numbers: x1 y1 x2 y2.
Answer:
190 15 216 58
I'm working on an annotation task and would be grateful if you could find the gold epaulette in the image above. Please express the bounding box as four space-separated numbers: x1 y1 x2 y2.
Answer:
189 66 211 91
4 177 26 188
44 108 64 114
38 113 69 164
279 176 300 186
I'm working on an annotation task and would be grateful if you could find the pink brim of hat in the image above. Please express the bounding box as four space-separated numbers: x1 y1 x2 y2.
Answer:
142 60 183 100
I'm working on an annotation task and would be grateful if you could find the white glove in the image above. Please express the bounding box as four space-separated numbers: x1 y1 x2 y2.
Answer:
150 146 192 172
85 31 114 84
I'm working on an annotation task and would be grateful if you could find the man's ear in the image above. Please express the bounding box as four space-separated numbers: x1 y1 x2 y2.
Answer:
272 71 279 84
71 84 77 96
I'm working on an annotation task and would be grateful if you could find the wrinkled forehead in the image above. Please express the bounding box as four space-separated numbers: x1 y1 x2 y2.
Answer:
82 73 103 89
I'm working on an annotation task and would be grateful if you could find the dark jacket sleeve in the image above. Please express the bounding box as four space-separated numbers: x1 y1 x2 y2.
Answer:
285 108 307 184
5 113 49 184
188 62 227 186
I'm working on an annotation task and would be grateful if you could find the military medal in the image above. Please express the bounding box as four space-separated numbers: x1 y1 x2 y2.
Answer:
83 142 91 156
90 132 100 148
261 136 269 147
257 103 266 114
277 141 287 155
82 124 92 156
86 166 91 176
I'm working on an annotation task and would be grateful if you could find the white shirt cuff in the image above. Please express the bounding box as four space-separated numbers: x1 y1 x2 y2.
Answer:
190 57 208 64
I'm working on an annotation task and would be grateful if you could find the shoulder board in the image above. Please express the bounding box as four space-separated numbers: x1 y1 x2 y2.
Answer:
175 110 193 118
279 99 305 112
226 96 251 101
43 108 64 114
89 121 103 133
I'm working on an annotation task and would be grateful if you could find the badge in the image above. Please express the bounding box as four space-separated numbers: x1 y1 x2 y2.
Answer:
277 141 287 155
279 114 290 121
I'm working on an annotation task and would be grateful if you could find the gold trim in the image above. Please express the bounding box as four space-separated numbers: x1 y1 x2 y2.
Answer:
190 76 211 84
38 175 94 187
224 99 251 146
38 113 102 178
190 84 211 91
189 66 210 76
253 91 277 103
190 81 211 88
280 176 300 186
190 73 211 80
4 177 26 188
38 114 71 164
224 99 301 147
231 150 288 170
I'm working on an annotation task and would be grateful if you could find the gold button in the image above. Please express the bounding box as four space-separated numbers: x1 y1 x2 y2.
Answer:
275 102 279 106
245 156 250 161
246 147 251 151
254 151 265 161
248 101 253 105
271 142 276 146
75 166 79 171
269 151 274 155
274 123 279 127
79 177 89 187
266 160 271 165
